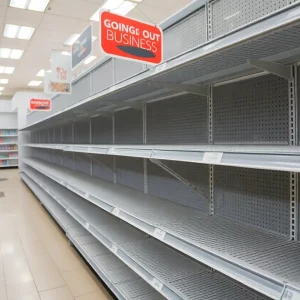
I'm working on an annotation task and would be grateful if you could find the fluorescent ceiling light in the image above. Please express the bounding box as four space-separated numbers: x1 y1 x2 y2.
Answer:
61 51 71 56
28 80 42 86
84 56 96 65
10 49 24 59
0 48 11 58
114 1 136 15
0 87 4 91
90 0 124 21
0 66 15 74
10 0 50 12
18 26 35 40
9 0 27 9
0 48 24 59
0 79 9 84
4 24 19 38
36 69 45 77
4 24 35 40
28 0 50 12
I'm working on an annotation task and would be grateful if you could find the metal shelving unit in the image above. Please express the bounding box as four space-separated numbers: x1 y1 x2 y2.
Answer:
19 1 300 299
21 171 166 300
0 129 18 168
21 166 270 300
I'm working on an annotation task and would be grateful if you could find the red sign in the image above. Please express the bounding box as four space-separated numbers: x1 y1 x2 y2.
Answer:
30 99 51 111
100 11 163 64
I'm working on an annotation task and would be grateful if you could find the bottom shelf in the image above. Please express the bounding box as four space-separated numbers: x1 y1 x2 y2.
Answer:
20 172 166 300
22 166 271 300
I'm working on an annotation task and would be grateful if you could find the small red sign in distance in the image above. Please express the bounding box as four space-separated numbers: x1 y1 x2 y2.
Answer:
100 11 163 65
30 99 51 111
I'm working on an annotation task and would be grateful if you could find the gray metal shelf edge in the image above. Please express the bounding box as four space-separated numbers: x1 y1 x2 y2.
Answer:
23 157 300 300
21 2 300 131
22 166 271 300
21 172 165 300
24 143 300 172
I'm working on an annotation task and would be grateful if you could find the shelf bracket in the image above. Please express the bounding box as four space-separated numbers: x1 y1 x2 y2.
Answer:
148 81 209 96
247 59 293 80
115 102 144 111
149 158 208 201
82 153 112 170
92 111 113 119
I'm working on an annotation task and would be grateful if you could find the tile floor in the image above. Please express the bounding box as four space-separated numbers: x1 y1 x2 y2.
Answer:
0 169 113 300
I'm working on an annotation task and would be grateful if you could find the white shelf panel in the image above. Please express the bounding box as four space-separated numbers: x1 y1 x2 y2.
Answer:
0 157 18 160
0 150 18 153
22 167 270 300
0 135 18 137
0 143 17 145
20 172 166 300
0 164 18 168
23 158 300 300
22 3 300 131
25 143 300 172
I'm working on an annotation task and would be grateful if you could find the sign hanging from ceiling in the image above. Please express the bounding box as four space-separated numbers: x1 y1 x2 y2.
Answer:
72 25 93 69
30 98 51 111
100 11 163 65
44 51 72 94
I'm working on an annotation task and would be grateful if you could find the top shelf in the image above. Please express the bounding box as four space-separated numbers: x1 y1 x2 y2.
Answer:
21 2 300 131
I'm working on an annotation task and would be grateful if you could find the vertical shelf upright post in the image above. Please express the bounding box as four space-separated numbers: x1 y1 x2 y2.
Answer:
289 65 299 241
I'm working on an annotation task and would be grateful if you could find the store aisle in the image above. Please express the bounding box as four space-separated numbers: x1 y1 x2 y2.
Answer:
0 169 113 300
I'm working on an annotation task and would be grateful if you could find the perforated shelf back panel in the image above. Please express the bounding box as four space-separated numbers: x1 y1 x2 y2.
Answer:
54 127 62 144
62 123 73 144
116 156 144 192
213 74 289 144
92 60 114 95
74 153 90 175
72 74 90 104
211 0 287 39
91 116 112 144
115 109 143 144
147 94 208 144
214 166 290 236
163 8 207 60
92 154 114 183
113 58 144 83
148 160 210 212
62 152 73 170
74 121 90 144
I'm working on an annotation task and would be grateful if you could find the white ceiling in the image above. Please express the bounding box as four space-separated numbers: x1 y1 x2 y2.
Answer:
0 0 193 99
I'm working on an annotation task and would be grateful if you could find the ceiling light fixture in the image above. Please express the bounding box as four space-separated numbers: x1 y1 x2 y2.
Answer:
0 87 4 91
0 79 9 84
84 56 96 65
0 66 15 74
9 0 50 12
0 48 24 59
114 1 136 15
4 24 35 40
90 0 137 21
61 51 71 56
28 80 42 87
36 69 45 77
